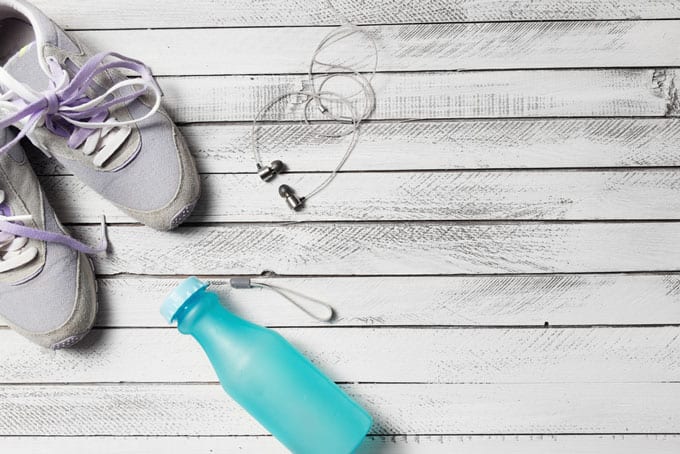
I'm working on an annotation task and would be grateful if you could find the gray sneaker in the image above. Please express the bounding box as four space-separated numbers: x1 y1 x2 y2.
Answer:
0 128 101 349
0 0 200 230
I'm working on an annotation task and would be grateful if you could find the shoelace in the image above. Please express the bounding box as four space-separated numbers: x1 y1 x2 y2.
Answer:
0 50 162 166
0 190 106 273
0 50 158 272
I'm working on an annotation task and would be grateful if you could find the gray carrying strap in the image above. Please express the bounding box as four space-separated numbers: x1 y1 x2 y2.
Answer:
229 278 335 322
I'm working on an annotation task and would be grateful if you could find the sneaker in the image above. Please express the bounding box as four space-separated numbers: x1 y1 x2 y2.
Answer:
0 0 200 231
0 128 102 349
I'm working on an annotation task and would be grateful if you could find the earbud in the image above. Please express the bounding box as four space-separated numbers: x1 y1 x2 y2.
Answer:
279 184 304 211
257 160 285 182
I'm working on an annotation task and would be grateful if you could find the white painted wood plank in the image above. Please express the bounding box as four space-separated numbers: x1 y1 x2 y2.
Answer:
1 274 678 328
44 170 680 223
1 327 677 384
72 21 680 76
31 119 680 175
1 437 291 454
181 119 680 171
74 222 680 275
1 383 677 435
30 0 680 29
79 275 680 327
4 435 680 454
11 1 679 448
158 70 680 123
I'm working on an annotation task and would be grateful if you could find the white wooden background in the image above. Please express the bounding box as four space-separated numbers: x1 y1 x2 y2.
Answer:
2 1 680 452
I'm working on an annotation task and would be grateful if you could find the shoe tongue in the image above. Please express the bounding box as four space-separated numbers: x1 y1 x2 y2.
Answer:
3 41 50 92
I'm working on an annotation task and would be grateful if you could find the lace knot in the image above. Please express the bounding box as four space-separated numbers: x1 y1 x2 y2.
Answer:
43 90 60 116
0 52 162 159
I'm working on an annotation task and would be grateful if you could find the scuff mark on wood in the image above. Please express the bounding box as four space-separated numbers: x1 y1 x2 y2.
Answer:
652 69 680 116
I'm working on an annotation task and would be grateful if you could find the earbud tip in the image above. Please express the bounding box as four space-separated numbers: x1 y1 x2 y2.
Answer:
271 160 285 172
279 184 292 198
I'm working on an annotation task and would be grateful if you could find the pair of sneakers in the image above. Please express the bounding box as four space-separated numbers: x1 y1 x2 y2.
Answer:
0 0 201 348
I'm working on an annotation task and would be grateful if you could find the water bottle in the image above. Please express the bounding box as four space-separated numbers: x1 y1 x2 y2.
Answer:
161 277 372 454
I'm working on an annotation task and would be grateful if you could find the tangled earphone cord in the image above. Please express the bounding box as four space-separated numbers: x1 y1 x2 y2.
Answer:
251 23 379 210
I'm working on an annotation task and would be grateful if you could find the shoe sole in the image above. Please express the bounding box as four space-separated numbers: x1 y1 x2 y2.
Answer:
170 200 198 230
50 331 89 350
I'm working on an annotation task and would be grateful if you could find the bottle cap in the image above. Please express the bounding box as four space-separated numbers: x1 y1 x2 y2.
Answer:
160 276 210 323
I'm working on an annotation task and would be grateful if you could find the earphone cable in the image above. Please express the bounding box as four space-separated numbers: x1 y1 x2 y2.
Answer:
250 24 379 207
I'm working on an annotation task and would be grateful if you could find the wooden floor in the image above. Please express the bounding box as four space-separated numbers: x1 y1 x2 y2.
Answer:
2 1 680 452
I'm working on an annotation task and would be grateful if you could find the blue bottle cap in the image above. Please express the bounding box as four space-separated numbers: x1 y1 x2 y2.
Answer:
160 276 210 323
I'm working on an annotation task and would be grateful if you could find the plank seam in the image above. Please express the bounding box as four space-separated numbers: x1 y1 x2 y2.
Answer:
61 17 680 32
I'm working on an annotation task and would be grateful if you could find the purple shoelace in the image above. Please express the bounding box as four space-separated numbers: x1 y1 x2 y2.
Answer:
0 201 106 256
0 50 160 261
0 51 162 155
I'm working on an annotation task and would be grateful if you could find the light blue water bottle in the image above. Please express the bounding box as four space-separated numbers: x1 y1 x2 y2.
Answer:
161 277 372 454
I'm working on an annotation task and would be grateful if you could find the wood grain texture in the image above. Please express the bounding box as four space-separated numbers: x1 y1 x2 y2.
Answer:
1 274 678 328
4 435 680 454
74 222 680 275
158 69 680 123
1 327 678 384
4 2 680 450
43 170 680 223
1 383 678 435
30 119 680 175
72 21 680 76
30 0 680 28
79 275 680 327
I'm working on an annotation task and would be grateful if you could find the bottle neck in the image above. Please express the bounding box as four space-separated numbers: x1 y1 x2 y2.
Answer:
174 290 254 360
174 291 225 335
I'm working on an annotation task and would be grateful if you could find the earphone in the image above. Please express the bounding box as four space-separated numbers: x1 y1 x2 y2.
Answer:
279 184 304 211
257 159 284 182
257 161 304 210
251 24 378 211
